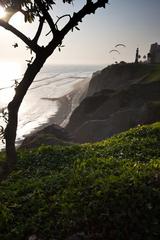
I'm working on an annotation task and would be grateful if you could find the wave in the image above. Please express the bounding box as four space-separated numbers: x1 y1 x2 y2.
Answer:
0 64 102 150
0 73 89 92
30 75 88 91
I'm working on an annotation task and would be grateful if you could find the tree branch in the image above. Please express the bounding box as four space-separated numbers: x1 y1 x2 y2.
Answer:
61 0 108 37
55 14 71 29
32 16 45 43
46 0 109 58
0 19 41 53
46 14 71 36
35 0 57 36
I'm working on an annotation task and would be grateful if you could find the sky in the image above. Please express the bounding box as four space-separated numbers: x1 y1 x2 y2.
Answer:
0 0 160 68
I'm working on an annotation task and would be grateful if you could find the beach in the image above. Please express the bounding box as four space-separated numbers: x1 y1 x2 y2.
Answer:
0 64 102 149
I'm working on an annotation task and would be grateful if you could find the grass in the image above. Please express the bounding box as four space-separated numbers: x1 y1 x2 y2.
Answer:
0 151 6 165
0 122 160 240
144 64 160 83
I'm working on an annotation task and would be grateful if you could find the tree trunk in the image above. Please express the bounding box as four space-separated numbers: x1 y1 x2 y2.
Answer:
3 52 48 176
4 102 18 171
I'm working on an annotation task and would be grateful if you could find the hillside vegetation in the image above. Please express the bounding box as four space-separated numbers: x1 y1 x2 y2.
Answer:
0 122 160 240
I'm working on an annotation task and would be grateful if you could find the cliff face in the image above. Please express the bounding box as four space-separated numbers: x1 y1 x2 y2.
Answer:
66 63 160 143
87 63 154 96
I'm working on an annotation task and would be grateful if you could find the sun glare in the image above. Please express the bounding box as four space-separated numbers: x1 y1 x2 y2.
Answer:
0 61 22 83
10 12 24 27
0 6 6 18
0 61 22 106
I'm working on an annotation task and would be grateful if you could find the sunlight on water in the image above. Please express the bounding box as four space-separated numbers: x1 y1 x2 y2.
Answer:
0 61 23 150
0 64 101 150
0 6 6 18
0 61 22 107
0 61 22 83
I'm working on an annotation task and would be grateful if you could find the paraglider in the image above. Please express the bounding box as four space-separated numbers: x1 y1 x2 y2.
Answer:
115 43 126 48
109 49 120 54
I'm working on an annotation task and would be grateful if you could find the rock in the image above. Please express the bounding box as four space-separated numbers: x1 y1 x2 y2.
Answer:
20 123 73 149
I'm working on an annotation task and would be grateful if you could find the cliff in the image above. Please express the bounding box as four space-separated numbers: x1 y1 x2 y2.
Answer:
66 63 160 143
20 124 73 149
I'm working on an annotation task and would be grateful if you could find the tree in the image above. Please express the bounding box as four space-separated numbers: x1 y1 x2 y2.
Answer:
0 0 109 177
135 47 139 63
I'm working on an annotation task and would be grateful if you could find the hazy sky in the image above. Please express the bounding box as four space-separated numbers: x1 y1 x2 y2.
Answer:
0 0 160 66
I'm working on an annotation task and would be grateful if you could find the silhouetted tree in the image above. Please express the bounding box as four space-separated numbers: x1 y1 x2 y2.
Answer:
135 47 139 63
143 55 146 62
0 0 109 177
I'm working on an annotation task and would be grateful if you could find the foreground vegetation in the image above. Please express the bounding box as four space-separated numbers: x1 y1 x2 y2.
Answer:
0 122 160 240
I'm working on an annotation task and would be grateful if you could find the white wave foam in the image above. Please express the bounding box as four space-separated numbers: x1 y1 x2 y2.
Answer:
0 64 102 150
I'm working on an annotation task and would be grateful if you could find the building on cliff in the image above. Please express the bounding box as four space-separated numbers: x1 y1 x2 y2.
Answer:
148 42 160 63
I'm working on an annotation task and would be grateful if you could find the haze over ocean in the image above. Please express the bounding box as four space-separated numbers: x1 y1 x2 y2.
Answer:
0 64 104 149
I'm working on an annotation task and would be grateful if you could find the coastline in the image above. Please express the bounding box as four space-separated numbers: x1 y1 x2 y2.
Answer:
17 77 90 147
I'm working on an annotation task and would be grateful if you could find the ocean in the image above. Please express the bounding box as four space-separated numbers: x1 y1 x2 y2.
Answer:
0 64 104 149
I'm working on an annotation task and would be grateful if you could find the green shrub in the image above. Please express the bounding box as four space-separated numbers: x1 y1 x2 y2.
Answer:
0 122 160 239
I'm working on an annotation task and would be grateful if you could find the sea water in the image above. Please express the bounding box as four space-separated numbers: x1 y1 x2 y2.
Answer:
0 64 104 149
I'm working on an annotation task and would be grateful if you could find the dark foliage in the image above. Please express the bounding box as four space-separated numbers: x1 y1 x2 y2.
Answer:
0 122 160 239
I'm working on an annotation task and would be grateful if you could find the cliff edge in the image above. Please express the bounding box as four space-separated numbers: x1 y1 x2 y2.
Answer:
66 63 160 143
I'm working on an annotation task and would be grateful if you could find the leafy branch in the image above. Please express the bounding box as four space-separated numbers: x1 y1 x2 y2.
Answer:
0 108 8 144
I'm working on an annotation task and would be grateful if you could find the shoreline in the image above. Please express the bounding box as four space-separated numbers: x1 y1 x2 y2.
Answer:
16 77 90 147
